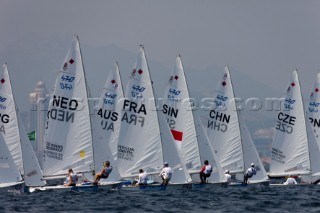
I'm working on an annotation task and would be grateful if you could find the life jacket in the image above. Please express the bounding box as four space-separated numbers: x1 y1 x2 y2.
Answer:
71 173 78 183
161 167 172 180
139 172 148 184
103 166 113 176
204 165 212 175
246 167 256 178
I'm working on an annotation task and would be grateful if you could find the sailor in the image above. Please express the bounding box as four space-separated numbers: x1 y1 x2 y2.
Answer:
199 160 213 183
93 161 113 185
224 170 232 183
243 163 257 184
159 162 172 186
284 175 298 185
64 168 78 186
136 169 148 186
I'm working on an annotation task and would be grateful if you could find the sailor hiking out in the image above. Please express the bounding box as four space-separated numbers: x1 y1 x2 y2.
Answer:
200 160 212 183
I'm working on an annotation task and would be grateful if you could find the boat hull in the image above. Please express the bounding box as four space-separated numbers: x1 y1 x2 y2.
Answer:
192 182 229 189
121 183 192 191
0 182 25 193
28 181 123 192
229 180 270 187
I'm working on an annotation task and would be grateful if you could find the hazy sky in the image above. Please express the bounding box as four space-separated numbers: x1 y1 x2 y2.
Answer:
1 0 320 112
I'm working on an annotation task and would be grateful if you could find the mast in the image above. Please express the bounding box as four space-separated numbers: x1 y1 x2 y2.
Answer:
77 35 95 175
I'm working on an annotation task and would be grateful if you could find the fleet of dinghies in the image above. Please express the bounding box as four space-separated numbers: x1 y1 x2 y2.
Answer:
3 36 320 192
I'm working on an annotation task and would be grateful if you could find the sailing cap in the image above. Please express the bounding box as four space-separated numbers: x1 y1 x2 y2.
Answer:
225 170 230 174
164 162 169 166
251 163 255 167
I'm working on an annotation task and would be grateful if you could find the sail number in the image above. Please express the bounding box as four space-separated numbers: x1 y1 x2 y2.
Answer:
104 92 117 105
131 85 145 99
0 96 6 103
61 75 75 82
275 112 296 134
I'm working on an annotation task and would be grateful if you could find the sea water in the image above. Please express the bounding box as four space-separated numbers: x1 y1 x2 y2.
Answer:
1 185 320 212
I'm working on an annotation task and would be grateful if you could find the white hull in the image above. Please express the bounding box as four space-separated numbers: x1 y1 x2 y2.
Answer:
0 182 25 193
121 183 192 191
192 182 228 189
28 181 122 193
269 183 310 187
229 180 270 187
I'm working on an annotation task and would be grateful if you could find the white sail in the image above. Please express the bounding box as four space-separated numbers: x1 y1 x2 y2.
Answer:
0 64 44 186
0 109 22 184
0 64 23 173
205 66 244 174
17 111 46 186
163 56 223 182
92 63 123 182
95 63 124 160
43 36 94 177
117 47 189 183
305 73 320 176
269 70 310 176
157 110 191 183
194 114 224 182
238 113 269 182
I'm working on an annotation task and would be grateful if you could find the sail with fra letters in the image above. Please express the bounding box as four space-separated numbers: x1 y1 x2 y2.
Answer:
117 47 190 184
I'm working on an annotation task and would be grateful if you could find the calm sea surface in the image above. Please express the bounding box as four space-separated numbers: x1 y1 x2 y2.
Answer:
1 185 320 212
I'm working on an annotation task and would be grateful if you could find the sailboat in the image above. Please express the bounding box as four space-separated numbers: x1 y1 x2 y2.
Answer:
162 56 225 187
92 62 123 184
205 66 269 186
34 36 121 191
306 73 320 182
269 70 320 185
0 64 45 192
117 46 192 190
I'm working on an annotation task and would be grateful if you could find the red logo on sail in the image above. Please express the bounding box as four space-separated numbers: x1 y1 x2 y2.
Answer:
222 81 226 87
316 88 319 93
0 79 5 84
171 129 183 141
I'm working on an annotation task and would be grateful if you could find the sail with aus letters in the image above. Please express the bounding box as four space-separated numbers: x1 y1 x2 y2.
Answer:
43 36 94 178
117 46 190 185
92 62 123 182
